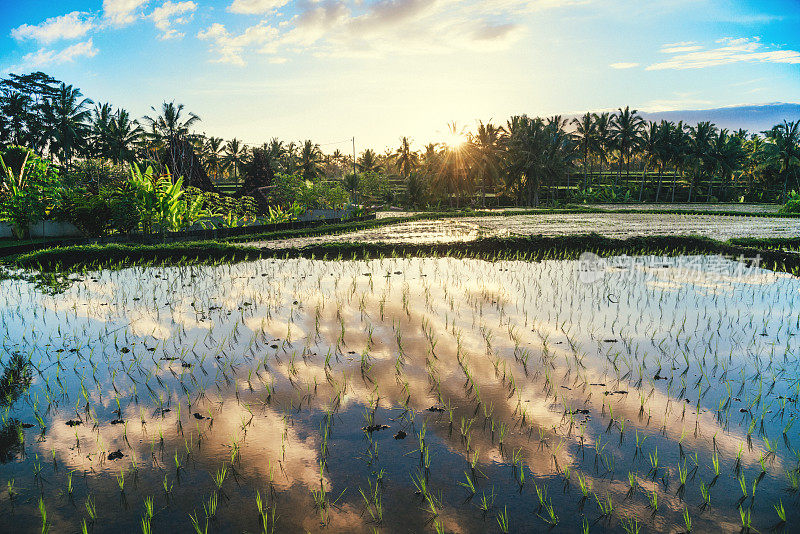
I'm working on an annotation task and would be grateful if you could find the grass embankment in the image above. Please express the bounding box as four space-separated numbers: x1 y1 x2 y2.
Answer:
9 233 800 275
4 205 800 271
223 207 604 243
0 205 794 258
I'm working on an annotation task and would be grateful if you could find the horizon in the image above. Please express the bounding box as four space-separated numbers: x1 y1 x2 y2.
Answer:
1 0 799 150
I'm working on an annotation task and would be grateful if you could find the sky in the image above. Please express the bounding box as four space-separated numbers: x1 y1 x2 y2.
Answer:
0 0 799 150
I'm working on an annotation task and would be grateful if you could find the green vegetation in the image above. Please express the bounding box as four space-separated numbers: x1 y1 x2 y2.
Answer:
1 71 798 244
9 233 800 274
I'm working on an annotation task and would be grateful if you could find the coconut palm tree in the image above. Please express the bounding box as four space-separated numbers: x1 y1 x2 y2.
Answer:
358 149 381 174
572 112 596 190
393 137 418 179
204 137 224 180
223 138 247 182
143 101 200 142
438 122 472 207
41 83 93 167
107 108 142 164
764 120 800 202
638 121 659 201
503 115 575 207
593 112 613 186
687 122 716 202
90 102 114 158
706 129 745 201
299 140 323 181
652 121 674 202
668 121 690 202
741 134 767 199
282 141 299 174
469 121 503 207
611 106 645 188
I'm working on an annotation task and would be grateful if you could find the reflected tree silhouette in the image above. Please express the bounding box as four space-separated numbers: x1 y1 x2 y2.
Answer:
0 352 32 463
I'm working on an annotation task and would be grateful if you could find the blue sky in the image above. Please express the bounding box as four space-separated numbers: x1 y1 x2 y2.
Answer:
1 0 798 150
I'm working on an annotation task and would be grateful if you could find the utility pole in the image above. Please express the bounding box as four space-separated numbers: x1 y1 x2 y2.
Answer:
352 136 358 206
351 137 357 177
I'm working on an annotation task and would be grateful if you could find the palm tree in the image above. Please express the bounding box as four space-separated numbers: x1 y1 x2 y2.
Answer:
299 140 323 181
611 106 645 188
282 141 299 174
204 137 224 180
90 102 114 158
143 101 200 142
469 121 503 207
764 120 800 202
572 112 596 190
503 115 575 206
358 149 381 174
668 121 690 202
223 138 246 182
652 121 674 202
393 137 418 179
593 112 613 186
741 134 767 199
706 129 745 201
266 138 285 167
438 122 472 207
687 122 716 202
107 108 142 164
330 148 346 177
41 83 92 167
638 121 659 201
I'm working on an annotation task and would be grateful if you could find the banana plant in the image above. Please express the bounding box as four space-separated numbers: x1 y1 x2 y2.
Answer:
128 164 216 234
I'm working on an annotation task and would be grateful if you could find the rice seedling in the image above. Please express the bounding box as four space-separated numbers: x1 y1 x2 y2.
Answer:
496 506 510 533
0 252 797 532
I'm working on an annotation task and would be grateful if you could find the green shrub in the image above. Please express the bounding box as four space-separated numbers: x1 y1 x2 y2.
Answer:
0 146 60 238
59 188 113 237
62 159 127 191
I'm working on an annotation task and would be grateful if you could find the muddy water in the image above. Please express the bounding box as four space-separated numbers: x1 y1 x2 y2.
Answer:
0 256 798 532
248 212 800 249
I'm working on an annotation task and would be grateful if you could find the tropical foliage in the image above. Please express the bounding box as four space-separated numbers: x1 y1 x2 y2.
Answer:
1 69 799 238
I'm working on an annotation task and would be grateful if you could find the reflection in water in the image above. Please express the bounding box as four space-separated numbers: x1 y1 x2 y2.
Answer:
249 212 800 249
0 256 798 532
0 352 32 464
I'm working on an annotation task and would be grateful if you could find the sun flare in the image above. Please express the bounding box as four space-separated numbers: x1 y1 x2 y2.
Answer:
443 130 467 149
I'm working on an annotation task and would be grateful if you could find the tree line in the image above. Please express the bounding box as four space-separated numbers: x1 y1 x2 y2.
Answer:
1 71 798 207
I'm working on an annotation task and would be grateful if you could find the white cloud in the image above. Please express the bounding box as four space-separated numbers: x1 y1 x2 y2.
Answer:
11 11 95 44
201 0 532 65
103 0 150 26
610 62 639 69
21 39 98 68
227 0 290 15
660 41 702 54
150 1 197 39
198 22 278 65
647 37 800 70
643 96 713 112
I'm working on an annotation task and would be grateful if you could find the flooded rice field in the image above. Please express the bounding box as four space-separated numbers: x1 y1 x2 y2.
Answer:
250 212 800 249
1 255 799 533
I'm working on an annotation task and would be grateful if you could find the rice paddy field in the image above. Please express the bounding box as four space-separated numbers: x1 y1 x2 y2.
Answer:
250 212 800 249
1 249 799 534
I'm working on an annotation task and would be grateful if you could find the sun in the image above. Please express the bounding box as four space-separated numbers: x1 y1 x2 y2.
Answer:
443 130 467 149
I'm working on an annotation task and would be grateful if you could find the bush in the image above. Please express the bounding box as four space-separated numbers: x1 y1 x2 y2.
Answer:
780 191 800 213
59 188 113 237
62 159 127 192
268 173 349 210
0 146 60 238
108 185 142 234
186 188 257 226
